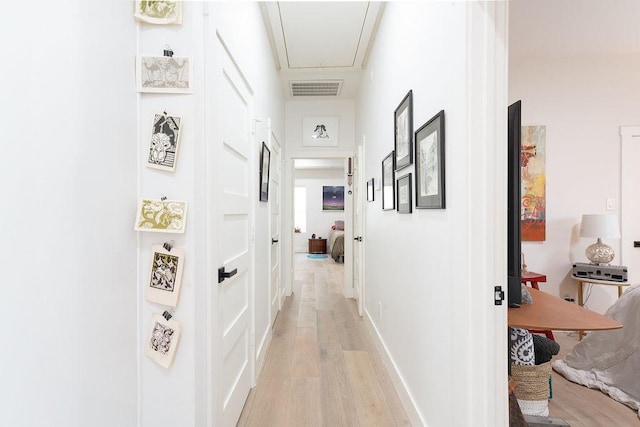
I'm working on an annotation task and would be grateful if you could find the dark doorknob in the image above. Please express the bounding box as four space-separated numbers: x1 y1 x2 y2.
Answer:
218 266 238 284
354 236 362 242
272 238 279 244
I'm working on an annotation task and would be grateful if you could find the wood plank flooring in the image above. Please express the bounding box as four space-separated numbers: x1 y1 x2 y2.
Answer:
238 254 410 426
547 331 639 426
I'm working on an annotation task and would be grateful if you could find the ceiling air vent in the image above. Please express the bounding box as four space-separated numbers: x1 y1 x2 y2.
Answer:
290 80 343 97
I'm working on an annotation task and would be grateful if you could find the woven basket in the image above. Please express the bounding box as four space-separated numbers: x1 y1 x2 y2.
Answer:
511 362 551 401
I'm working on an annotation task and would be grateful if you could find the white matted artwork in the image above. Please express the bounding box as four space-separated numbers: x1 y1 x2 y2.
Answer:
302 116 339 147
147 112 182 172
144 312 181 369
135 198 188 233
134 1 182 25
136 56 193 93
145 244 185 307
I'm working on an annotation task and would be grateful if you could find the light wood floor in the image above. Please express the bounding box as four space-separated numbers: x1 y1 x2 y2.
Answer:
547 331 639 426
237 254 411 426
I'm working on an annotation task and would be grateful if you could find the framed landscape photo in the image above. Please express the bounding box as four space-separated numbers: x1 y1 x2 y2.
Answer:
367 179 375 202
396 173 412 214
147 112 182 172
415 110 445 209
302 116 339 147
394 90 413 171
259 142 271 202
322 186 344 211
136 55 193 93
382 151 395 210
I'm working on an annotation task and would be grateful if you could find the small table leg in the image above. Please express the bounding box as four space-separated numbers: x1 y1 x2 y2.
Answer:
578 281 584 340
618 285 623 298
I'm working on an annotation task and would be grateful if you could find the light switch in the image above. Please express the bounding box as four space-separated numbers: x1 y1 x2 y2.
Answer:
606 198 615 211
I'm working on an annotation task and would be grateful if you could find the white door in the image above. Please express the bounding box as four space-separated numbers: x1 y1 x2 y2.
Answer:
620 126 640 283
213 35 254 427
270 131 282 323
353 147 365 316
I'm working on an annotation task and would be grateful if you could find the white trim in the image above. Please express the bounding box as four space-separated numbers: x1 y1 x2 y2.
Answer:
363 308 424 426
620 126 640 137
255 329 272 380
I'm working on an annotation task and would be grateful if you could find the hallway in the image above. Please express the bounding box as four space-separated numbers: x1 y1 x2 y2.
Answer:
238 254 411 426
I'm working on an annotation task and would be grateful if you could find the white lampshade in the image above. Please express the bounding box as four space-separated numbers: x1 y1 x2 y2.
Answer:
579 214 620 239
579 214 620 264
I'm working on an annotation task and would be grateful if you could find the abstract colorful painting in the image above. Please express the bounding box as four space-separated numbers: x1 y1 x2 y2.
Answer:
322 186 344 211
521 125 546 241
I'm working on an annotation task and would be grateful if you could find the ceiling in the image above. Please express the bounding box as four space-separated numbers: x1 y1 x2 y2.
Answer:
262 1 640 100
261 1 384 99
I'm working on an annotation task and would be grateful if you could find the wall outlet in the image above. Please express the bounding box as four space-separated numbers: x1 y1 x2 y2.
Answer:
378 302 382 320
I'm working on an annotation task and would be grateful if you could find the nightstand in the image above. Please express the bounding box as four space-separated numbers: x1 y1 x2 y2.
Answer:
308 238 327 254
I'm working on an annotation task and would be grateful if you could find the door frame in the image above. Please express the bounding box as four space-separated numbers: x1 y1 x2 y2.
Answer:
620 126 640 283
283 150 355 299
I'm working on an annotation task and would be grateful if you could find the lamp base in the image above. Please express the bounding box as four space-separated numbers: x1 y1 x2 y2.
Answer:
585 238 615 264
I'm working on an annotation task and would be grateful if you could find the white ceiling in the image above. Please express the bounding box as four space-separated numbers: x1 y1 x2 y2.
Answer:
262 1 384 99
262 1 640 100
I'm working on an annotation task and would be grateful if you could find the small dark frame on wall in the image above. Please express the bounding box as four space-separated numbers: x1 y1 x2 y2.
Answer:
396 173 412 214
381 151 395 210
367 179 375 202
394 90 413 171
415 110 446 209
259 142 271 202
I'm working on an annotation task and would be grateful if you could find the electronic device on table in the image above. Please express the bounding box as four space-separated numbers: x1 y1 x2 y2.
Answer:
572 263 628 282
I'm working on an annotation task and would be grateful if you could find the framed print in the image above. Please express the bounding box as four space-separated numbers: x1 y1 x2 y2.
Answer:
394 90 413 171
145 244 185 307
302 116 339 147
136 56 193 93
366 179 375 202
135 198 188 233
396 173 412 214
147 112 182 172
323 186 344 211
134 1 183 25
415 110 446 209
382 151 395 210
259 142 271 202
145 312 181 369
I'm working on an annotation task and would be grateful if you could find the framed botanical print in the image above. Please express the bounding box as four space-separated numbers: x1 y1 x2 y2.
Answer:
394 90 413 171
382 151 395 210
415 110 445 209
259 142 271 202
396 173 412 214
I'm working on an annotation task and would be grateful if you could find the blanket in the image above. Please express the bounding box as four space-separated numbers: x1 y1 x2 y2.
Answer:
552 284 640 419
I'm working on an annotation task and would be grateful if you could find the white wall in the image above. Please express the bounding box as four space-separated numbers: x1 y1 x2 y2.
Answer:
1 2 137 425
355 2 508 425
510 51 640 313
293 169 345 252
136 2 285 425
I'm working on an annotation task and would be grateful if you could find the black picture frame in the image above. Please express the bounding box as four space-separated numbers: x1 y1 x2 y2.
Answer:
394 90 413 171
415 110 446 209
381 151 395 210
259 142 271 202
396 173 412 214
367 179 374 202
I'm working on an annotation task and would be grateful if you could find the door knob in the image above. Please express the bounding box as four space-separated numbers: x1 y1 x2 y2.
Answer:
272 238 279 244
218 266 238 284
354 236 362 242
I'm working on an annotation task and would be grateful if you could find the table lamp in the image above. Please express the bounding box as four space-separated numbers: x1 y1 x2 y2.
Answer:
579 214 620 264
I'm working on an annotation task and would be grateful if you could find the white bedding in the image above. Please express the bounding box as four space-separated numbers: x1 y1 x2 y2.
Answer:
329 229 344 252
552 284 640 419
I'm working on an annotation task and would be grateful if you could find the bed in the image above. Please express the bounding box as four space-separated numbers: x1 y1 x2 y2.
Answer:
552 284 640 419
329 229 344 262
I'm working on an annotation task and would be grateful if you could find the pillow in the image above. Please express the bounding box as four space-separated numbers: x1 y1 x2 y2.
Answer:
335 220 344 230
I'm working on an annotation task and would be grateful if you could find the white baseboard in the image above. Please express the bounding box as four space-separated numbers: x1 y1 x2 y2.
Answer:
255 327 272 382
363 308 425 427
